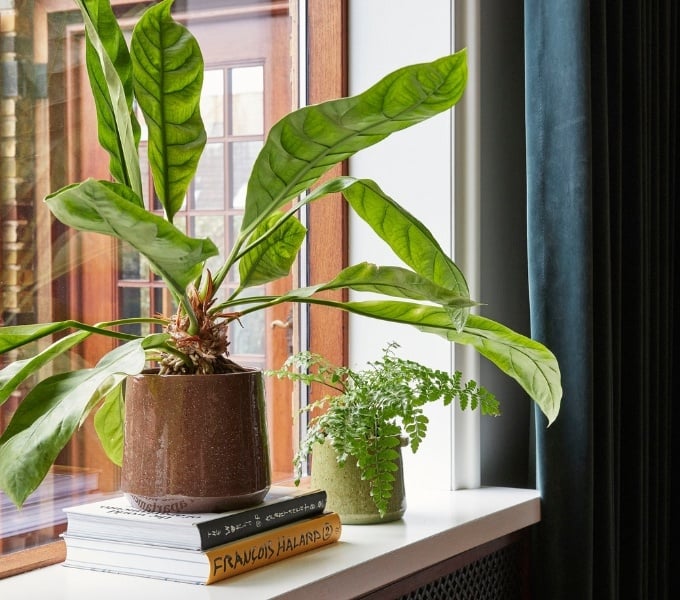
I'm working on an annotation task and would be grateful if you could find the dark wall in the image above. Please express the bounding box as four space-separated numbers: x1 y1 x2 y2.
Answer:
478 0 532 487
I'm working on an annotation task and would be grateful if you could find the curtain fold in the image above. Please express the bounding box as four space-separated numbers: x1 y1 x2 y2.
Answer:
524 1 677 598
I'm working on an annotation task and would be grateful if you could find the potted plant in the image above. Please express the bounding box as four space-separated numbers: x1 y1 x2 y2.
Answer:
0 0 561 511
268 343 501 523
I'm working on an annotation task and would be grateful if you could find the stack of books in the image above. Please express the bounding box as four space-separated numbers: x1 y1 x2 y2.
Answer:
61 486 340 585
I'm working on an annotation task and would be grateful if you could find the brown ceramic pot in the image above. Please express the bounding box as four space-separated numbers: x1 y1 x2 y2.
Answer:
121 369 270 513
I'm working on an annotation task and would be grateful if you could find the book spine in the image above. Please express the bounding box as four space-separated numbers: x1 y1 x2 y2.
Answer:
197 489 327 549
204 512 341 584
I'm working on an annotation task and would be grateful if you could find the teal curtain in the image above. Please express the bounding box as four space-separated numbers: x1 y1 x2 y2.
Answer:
524 1 677 598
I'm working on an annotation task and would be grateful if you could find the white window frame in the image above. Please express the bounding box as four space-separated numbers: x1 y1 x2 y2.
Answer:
347 0 482 491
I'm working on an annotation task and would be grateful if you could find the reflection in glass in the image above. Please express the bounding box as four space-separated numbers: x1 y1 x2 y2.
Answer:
134 100 148 142
139 145 149 207
231 66 264 136
227 215 243 282
119 287 149 336
231 141 262 208
194 143 225 210
154 287 176 321
119 244 143 280
201 69 225 137
173 217 188 235
230 307 266 359
0 1 296 560
191 215 225 275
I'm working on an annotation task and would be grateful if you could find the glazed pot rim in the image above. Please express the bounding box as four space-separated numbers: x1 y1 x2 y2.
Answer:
133 367 260 379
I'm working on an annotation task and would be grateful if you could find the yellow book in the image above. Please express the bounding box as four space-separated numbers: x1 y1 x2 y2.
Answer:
63 512 342 585
205 511 341 583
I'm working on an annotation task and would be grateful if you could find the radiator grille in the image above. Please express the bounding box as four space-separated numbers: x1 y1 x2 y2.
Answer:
397 542 525 600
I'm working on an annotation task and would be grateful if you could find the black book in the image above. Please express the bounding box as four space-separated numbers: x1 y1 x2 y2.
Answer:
62 487 327 550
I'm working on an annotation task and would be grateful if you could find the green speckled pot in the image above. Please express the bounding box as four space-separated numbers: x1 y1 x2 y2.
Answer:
310 440 406 524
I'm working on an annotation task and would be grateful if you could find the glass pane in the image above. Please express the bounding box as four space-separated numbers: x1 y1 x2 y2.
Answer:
0 2 296 562
201 69 225 137
228 215 243 282
173 216 188 234
139 144 150 207
231 65 264 136
153 287 177 321
134 100 148 142
119 244 143 280
194 143 225 210
231 141 262 208
191 215 226 274
119 287 150 336
230 308 266 358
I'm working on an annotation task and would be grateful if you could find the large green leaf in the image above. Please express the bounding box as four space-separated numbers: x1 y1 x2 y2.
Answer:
45 178 218 298
0 322 76 354
0 331 90 405
130 0 206 222
301 176 469 293
266 297 561 424
225 260 475 330
238 212 307 289
440 315 562 426
94 381 125 466
317 262 475 330
339 179 468 296
0 340 146 507
240 51 467 237
75 0 142 198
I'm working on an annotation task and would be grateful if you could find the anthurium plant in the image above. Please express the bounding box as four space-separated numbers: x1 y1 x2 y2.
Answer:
269 342 501 516
0 0 561 508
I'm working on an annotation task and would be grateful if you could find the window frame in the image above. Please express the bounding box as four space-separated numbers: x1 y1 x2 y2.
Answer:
304 0 348 369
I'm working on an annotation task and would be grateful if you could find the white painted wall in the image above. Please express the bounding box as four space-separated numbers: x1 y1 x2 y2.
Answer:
346 0 480 491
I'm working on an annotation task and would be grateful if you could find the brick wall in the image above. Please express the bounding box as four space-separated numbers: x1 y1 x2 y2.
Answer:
1 3 35 329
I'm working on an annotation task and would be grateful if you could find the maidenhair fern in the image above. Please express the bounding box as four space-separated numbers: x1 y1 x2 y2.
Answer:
268 342 500 517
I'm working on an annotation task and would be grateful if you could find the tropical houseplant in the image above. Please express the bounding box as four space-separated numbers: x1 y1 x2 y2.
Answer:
0 0 562 510
268 343 502 522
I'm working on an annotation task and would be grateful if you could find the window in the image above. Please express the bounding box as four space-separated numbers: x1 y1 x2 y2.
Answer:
0 0 347 575
3 0 498 581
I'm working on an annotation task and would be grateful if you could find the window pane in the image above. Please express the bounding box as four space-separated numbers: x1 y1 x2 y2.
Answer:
230 307 266 360
139 144 150 206
193 143 225 210
231 66 264 135
201 69 225 137
231 141 263 208
119 287 150 336
0 1 298 567
134 101 148 142
154 287 176 320
191 215 226 274
119 244 144 280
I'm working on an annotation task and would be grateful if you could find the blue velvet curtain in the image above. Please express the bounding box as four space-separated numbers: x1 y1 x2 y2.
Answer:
524 2 677 598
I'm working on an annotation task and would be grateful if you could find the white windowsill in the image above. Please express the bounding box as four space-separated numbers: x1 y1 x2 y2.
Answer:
0 487 540 599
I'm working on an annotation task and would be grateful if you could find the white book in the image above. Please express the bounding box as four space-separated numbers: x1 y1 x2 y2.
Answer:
62 486 327 550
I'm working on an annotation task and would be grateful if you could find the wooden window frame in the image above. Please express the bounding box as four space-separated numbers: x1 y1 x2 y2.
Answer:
305 0 348 370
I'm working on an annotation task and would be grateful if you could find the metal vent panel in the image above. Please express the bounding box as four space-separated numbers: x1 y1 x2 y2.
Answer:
398 542 525 600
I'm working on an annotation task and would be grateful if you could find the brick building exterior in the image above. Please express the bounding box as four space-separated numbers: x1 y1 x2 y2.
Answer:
2 1 36 331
